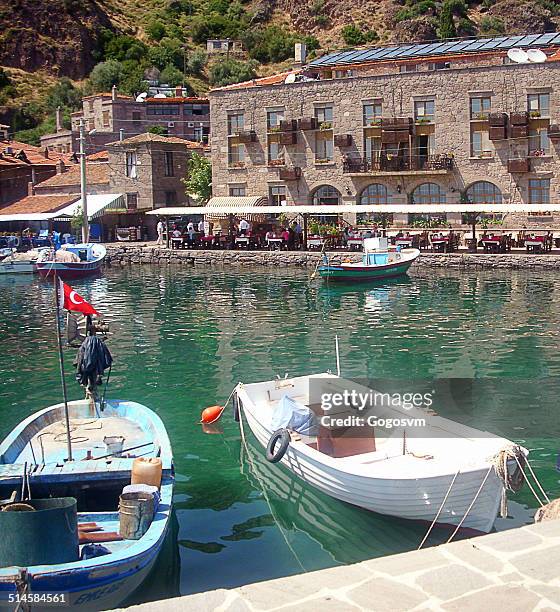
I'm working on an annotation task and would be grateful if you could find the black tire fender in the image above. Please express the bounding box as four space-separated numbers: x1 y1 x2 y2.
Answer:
266 428 291 463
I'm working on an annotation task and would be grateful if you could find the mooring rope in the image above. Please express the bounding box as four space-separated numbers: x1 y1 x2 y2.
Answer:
237 392 307 573
418 469 460 550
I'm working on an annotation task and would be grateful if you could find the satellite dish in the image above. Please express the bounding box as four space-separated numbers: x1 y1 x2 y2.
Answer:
284 73 297 84
507 48 529 63
527 49 547 63
135 92 148 102
153 93 167 99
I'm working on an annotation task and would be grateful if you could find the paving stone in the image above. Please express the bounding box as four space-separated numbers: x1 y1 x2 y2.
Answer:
124 590 230 611
477 528 544 554
527 584 560 605
528 520 560 539
444 540 505 574
362 547 448 577
347 577 427 611
509 546 560 582
234 565 371 609
442 585 541 611
279 595 361 611
415 563 492 600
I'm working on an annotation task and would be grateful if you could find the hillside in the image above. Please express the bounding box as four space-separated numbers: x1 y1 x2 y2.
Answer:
1 0 559 140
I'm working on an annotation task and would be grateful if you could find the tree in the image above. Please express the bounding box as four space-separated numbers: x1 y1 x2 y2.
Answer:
105 35 148 62
146 20 166 41
438 0 457 39
183 152 212 203
0 68 11 90
187 49 207 75
341 25 367 46
46 78 82 111
209 59 257 87
147 37 184 70
160 64 184 86
148 125 168 135
89 60 124 92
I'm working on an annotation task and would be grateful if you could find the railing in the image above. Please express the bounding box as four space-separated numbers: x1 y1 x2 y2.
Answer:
343 154 454 173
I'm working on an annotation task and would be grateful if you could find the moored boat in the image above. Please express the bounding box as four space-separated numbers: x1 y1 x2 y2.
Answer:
318 238 419 282
0 248 50 274
235 373 527 534
36 244 106 280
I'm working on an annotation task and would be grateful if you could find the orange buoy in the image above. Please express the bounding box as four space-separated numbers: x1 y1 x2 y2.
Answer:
201 405 225 424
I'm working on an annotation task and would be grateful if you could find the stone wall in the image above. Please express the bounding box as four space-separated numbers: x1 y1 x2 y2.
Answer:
209 60 560 226
105 245 560 269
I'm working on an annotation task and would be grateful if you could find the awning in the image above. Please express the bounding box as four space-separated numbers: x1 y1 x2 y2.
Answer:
54 194 125 220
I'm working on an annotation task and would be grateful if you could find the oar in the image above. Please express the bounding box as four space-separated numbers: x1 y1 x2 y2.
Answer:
310 237 328 280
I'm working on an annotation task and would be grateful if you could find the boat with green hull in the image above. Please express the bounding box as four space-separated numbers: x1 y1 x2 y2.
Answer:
318 238 420 282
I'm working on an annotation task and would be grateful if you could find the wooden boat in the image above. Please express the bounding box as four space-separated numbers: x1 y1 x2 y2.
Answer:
0 398 174 611
0 248 50 274
236 373 527 534
36 243 106 280
318 237 419 282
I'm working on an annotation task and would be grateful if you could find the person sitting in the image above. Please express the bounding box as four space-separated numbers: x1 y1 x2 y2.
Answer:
239 218 250 236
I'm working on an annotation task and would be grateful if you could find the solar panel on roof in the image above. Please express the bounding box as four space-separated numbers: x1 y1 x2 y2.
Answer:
549 33 560 44
408 43 440 56
443 41 473 53
397 45 425 57
534 33 558 44
517 34 541 46
433 42 458 54
371 47 401 59
477 37 506 50
383 46 411 59
496 36 524 48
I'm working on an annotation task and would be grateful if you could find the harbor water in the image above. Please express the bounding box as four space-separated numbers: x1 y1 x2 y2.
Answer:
0 266 559 604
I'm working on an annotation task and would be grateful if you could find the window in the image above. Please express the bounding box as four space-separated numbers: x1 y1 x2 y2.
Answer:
192 104 207 116
146 104 180 116
126 193 138 210
529 178 550 205
165 191 177 206
471 129 492 157
213 41 222 49
414 100 435 123
465 182 502 204
228 142 245 166
132 111 141 122
333 69 354 78
268 139 284 163
193 125 204 142
360 184 388 205
470 97 491 120
411 183 445 205
364 135 382 160
269 185 286 206
267 109 284 130
312 185 340 206
164 151 174 176
428 62 451 71
102 111 110 127
363 102 382 126
229 185 246 196
228 112 244 135
125 151 137 178
315 131 334 161
315 106 333 128
528 93 550 117
399 64 417 73
529 128 549 155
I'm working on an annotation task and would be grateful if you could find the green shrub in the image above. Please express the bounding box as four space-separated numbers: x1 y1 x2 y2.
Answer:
160 64 184 86
209 59 257 87
480 15 505 34
438 0 457 38
105 35 148 62
243 26 296 63
146 21 166 41
341 25 377 46
315 14 329 27
89 60 124 92
148 125 168 135
190 14 242 44
46 78 82 111
0 68 11 90
187 49 207 75
303 35 321 52
147 37 184 70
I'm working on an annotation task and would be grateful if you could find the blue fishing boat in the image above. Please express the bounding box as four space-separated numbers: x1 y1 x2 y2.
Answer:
0 283 174 610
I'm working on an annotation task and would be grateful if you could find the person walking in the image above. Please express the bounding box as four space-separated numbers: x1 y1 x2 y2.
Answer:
156 219 164 245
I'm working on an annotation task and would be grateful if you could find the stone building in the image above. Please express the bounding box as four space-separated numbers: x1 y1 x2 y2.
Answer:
106 133 206 212
41 87 210 155
209 33 560 227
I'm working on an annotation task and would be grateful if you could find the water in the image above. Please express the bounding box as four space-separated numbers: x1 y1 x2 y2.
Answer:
0 267 559 603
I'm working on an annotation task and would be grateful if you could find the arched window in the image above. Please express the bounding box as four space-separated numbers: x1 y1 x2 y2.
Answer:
312 185 341 206
411 183 446 205
465 181 502 204
360 184 388 206
409 183 446 224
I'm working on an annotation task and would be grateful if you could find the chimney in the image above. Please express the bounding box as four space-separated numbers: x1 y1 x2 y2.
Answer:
28 181 35 197
111 85 117 101
119 128 124 141
175 86 183 97
294 42 307 67
56 159 65 174
56 106 63 132
43 147 49 158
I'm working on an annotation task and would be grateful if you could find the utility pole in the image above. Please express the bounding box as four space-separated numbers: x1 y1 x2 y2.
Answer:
78 119 89 243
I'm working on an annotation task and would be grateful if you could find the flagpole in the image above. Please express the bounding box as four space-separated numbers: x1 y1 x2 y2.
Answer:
54 274 73 462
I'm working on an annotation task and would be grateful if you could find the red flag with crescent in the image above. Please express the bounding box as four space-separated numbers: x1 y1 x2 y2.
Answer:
58 280 99 316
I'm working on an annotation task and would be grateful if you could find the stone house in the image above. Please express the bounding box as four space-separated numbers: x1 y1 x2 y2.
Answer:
106 133 206 212
209 33 560 227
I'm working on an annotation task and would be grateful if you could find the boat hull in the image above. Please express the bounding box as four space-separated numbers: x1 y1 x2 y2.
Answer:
318 249 419 282
36 260 103 280
0 261 35 274
237 383 507 534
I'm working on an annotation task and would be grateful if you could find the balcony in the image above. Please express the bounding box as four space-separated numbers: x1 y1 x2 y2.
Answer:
343 154 454 175
279 119 298 132
334 134 352 147
279 132 297 145
381 117 413 130
297 117 317 131
548 124 560 139
278 166 302 180
507 158 531 173
235 130 257 143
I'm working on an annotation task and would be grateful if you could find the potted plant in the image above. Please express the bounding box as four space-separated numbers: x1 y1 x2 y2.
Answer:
315 158 332 164
229 161 244 168
415 117 431 125
268 126 281 133
530 110 542 118
319 121 332 130
368 118 382 126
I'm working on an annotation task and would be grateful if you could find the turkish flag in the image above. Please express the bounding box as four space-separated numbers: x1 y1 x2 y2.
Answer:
58 280 99 316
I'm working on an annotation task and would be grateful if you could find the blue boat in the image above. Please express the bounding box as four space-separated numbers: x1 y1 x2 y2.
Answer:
0 398 174 610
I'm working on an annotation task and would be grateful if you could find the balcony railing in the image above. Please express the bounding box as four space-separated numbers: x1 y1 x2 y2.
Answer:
343 154 454 174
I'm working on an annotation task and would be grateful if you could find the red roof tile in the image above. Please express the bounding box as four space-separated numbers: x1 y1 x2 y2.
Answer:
0 194 77 215
35 163 109 189
211 72 297 92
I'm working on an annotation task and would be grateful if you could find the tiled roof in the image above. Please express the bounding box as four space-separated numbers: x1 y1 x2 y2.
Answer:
0 194 77 215
87 150 109 161
106 133 206 148
146 97 209 104
35 163 109 189
309 32 560 68
211 71 297 92
0 140 68 166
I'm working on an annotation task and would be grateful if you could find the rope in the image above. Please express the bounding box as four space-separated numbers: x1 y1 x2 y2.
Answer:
237 394 307 573
491 444 527 517
447 466 493 544
418 469 460 550
523 457 551 504
513 455 546 508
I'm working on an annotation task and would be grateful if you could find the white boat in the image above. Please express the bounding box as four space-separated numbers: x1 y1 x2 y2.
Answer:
36 244 107 279
0 249 47 274
236 373 527 534
0 399 174 611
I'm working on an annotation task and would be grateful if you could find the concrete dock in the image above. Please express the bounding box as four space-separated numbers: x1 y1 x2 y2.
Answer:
123 519 560 611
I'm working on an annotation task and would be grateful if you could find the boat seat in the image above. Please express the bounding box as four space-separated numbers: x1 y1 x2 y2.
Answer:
316 425 376 458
